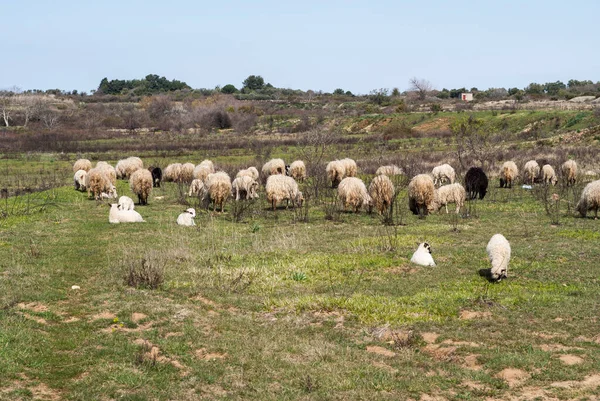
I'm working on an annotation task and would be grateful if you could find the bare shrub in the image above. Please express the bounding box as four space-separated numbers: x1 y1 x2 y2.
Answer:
125 254 165 290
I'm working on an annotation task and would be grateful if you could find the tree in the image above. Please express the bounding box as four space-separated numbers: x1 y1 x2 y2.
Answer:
391 87 400 97
242 75 265 91
221 84 238 94
333 88 345 95
0 91 14 127
524 82 544 95
409 77 433 100
544 81 566 96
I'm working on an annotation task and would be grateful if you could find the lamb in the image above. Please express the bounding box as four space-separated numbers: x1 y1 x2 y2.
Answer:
368 175 394 214
204 171 232 212
262 158 286 177
95 161 117 185
287 160 306 182
523 160 540 185
232 176 259 200
115 157 143 179
376 165 402 176
176 208 196 226
163 163 182 182
541 164 558 186
86 167 116 200
129 169 153 205
576 179 600 218
149 166 162 187
326 160 345 187
432 163 456 186
100 186 118 199
432 183 466 214
499 161 518 188
340 158 357 178
338 177 372 213
73 169 87 191
265 174 304 210
408 174 436 216
118 196 135 211
73 159 92 173
180 163 195 183
410 243 436 267
236 166 259 181
486 234 511 281
464 167 488 200
562 160 578 186
108 204 144 224
188 179 205 197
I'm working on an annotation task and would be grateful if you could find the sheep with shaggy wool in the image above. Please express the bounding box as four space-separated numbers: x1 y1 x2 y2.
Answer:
204 171 232 212
340 158 357 177
73 159 92 173
177 208 196 226
376 165 402 176
576 179 600 218
116 157 143 179
562 160 578 186
232 176 259 200
236 166 259 181
541 164 558 186
499 161 518 188
180 163 195 183
369 175 394 214
338 177 372 213
108 204 144 223
95 162 117 185
464 167 488 200
432 183 466 214
86 167 115 200
266 175 303 210
523 160 540 185
408 174 436 216
432 163 456 186
487 234 511 281
149 166 162 187
410 242 436 267
188 179 205 197
163 163 182 182
287 160 306 182
118 196 135 211
262 158 286 178
326 160 345 188
129 169 153 205
74 170 87 191
100 186 118 199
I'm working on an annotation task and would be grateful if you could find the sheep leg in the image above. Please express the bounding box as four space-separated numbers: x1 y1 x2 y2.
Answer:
445 204 448 214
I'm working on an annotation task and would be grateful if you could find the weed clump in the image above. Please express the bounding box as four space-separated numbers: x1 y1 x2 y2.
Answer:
125 256 165 290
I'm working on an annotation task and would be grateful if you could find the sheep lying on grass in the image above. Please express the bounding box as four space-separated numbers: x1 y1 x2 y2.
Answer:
287 160 306 182
411 242 436 267
465 167 488 200
129 169 153 205
236 166 259 181
541 164 558 186
108 204 144 224
499 161 518 188
232 176 259 200
73 159 92 173
408 174 435 216
338 177 372 213
74 170 87 191
576 179 600 218
432 183 466 214
432 163 456 186
487 234 511 281
376 165 402 176
266 175 303 210
562 160 578 186
177 208 196 226
523 160 540 185
118 196 135 211
368 175 394 214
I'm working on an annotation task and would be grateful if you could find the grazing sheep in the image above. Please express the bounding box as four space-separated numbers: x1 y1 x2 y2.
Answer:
432 183 466 214
523 160 540 185
340 158 357 177
73 169 87 191
265 175 303 210
129 169 153 205
176 208 196 226
180 163 195 183
86 167 115 200
236 166 259 181
541 164 558 186
432 163 456 186
96 162 117 185
163 163 182 182
116 157 143 179
287 160 307 182
499 161 518 188
338 177 372 213
368 175 395 214
487 234 511 281
149 166 162 187
262 158 286 177
188 178 205 197
376 165 402 176
73 159 92 173
232 176 259 200
576 179 600 218
204 171 232 212
562 160 578 186
464 167 488 200
118 196 135 211
108 204 144 224
326 160 345 187
408 174 436 216
410 242 436 267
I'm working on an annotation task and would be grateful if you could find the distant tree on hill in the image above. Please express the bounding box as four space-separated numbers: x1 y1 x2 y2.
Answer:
524 82 544 95
242 75 265 91
221 84 238 94
543 81 566 95
409 77 433 100
333 88 345 95
97 75 190 95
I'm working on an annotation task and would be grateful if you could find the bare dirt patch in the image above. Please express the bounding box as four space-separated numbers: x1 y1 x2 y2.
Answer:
91 311 116 320
441 339 479 347
366 345 396 357
558 354 584 365
539 344 581 352
459 310 492 320
423 344 456 361
372 361 398 374
462 380 487 390
195 348 227 361
462 354 483 371
192 295 218 307
17 302 49 313
550 374 600 389
421 332 439 344
131 312 147 323
495 368 530 387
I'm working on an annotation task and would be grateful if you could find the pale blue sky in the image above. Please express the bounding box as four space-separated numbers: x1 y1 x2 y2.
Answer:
2 0 598 94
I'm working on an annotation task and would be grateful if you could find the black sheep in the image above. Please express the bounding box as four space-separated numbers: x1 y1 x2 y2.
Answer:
149 167 162 188
465 167 488 200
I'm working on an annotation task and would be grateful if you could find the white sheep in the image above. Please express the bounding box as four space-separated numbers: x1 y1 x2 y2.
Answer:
204 171 232 212
432 183 466 214
118 196 135 211
376 165 402 176
115 156 143 179
236 166 259 181
95 161 117 185
576 179 600 218
262 158 286 178
523 160 540 185
163 163 182 182
340 158 357 177
368 174 394 214
408 174 436 216
287 160 306 182
265 174 303 210
129 169 153 205
410 242 436 267
188 178 205 197
86 167 115 200
562 160 578 186
232 176 259 200
487 234 511 281
326 160 345 187
432 163 456 186
499 161 518 188
108 204 144 224
338 177 372 213
73 169 87 191
100 185 118 199
176 208 196 226
541 164 558 186
73 159 92 173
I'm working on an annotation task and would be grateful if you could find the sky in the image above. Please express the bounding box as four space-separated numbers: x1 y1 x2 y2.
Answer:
2 0 599 95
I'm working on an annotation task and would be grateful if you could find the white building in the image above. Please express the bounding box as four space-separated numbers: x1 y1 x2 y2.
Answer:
461 93 473 101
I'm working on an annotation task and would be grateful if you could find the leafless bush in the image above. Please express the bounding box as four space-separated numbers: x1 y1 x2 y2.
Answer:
124 254 165 290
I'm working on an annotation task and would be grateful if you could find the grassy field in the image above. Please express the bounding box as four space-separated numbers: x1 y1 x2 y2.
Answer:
1 106 600 400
